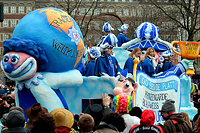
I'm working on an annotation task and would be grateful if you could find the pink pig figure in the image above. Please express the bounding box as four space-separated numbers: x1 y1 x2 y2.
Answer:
113 77 138 97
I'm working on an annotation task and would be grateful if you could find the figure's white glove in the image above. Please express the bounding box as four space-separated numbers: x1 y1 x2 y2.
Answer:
152 72 163 77
181 59 194 70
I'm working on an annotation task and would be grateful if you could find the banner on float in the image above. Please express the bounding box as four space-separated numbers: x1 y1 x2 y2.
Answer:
135 71 180 125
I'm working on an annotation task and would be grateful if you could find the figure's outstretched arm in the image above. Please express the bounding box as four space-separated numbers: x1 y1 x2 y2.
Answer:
42 69 83 89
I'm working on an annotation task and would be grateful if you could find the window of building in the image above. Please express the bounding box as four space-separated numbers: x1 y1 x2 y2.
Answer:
138 9 143 17
79 8 85 16
101 9 107 13
94 9 100 15
11 20 17 27
164 0 169 2
3 20 8 27
109 9 114 12
94 22 100 30
86 9 92 16
94 35 100 43
0 47 3 55
11 6 16 14
72 9 77 16
87 34 92 41
131 9 136 16
116 9 122 16
26 7 32 13
123 9 129 16
118 0 122 2
19 6 24 13
3 34 9 41
4 6 8 14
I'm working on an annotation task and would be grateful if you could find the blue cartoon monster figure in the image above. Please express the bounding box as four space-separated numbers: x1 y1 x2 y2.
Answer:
1 7 84 119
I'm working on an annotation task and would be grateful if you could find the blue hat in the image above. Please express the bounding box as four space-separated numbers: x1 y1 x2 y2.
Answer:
120 69 128 80
118 24 129 32
121 22 172 52
102 22 114 32
100 33 118 51
88 47 101 59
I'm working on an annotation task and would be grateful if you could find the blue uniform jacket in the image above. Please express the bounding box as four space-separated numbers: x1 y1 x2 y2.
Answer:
95 55 122 77
142 58 155 77
124 57 142 74
83 60 96 76
117 33 131 47
156 61 173 73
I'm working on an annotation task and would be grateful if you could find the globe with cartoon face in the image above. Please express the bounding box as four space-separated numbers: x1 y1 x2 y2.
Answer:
11 7 84 72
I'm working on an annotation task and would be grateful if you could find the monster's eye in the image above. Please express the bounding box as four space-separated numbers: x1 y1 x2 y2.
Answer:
125 81 129 89
142 51 146 55
11 54 19 65
3 54 9 63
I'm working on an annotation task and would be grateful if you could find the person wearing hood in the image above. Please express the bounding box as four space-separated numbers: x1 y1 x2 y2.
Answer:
124 47 142 74
159 99 192 133
117 24 131 47
129 109 163 133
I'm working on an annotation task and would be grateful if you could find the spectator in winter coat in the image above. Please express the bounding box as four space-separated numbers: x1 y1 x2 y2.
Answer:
159 99 192 133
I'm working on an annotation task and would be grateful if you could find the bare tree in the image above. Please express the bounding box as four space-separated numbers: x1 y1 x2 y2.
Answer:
56 0 99 38
150 0 200 41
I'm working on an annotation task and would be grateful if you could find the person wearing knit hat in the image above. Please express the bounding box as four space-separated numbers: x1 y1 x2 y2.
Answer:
159 99 192 133
2 110 31 133
129 109 163 133
112 93 140 133
117 24 131 47
50 108 78 133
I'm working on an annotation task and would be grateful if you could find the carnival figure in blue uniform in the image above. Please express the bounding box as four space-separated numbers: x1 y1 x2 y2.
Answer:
117 24 131 47
96 22 117 47
124 47 142 74
142 47 158 77
95 32 121 77
156 51 174 73
83 47 101 76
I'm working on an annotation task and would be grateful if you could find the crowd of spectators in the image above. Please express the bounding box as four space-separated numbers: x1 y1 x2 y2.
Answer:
0 91 198 133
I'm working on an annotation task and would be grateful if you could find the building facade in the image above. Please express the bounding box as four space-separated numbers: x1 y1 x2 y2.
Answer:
0 0 199 79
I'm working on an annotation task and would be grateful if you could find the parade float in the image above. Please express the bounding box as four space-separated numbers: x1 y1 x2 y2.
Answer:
0 7 198 124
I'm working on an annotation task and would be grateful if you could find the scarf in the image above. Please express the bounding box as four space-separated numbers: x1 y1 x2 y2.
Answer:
147 55 157 69
132 55 140 62
103 53 115 76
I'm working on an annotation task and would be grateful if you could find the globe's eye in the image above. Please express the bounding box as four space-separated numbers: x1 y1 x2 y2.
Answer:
11 54 19 65
3 54 10 63
125 81 129 89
